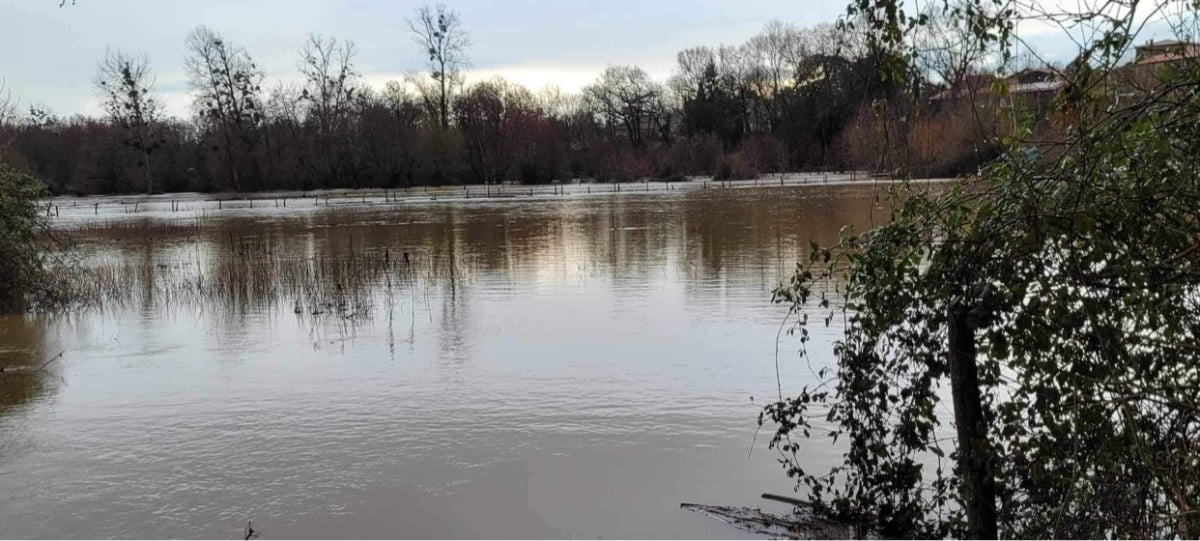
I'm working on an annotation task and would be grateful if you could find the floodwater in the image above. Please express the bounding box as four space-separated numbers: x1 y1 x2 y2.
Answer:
0 178 935 539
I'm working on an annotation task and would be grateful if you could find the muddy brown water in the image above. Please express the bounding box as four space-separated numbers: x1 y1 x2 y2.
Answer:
0 180 941 539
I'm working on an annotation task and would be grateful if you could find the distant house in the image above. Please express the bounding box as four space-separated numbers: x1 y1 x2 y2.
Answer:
997 68 1065 112
928 74 994 103
1110 39 1200 104
928 39 1199 109
929 68 1064 115
1134 39 1200 65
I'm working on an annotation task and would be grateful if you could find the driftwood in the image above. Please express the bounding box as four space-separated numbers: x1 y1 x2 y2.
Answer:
0 350 64 378
681 494 862 539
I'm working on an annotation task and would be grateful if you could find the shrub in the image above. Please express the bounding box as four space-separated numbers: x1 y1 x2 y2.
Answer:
713 152 759 180
0 163 54 312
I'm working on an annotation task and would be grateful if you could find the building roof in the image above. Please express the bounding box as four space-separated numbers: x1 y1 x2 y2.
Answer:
929 72 1065 101
1134 40 1200 64
1009 80 1066 94
1137 39 1193 49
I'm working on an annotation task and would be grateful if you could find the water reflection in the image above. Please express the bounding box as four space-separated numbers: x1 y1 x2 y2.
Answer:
0 316 59 417
0 182 925 539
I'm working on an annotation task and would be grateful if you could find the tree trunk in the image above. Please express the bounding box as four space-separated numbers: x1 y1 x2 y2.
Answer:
949 303 998 539
143 149 154 194
223 130 242 192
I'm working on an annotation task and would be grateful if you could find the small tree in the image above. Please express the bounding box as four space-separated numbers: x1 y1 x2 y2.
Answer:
0 164 53 313
185 25 264 192
94 49 161 194
763 0 1200 538
406 3 470 129
584 65 663 149
0 80 17 153
298 34 359 186
298 34 358 137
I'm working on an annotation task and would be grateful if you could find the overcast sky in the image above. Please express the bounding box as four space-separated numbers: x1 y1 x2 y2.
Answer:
2 0 848 117
0 0 1185 118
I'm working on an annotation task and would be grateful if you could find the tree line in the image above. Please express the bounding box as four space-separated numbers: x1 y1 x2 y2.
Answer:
1 4 1016 195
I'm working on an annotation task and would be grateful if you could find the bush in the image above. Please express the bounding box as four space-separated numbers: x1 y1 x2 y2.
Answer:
0 163 54 312
712 152 759 180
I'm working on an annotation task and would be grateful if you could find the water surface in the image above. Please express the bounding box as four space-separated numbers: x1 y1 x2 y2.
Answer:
0 180 917 538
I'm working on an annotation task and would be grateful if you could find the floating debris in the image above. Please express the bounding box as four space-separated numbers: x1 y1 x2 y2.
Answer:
681 499 860 539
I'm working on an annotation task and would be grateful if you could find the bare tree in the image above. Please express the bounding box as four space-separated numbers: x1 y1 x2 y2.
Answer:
298 33 359 137
671 46 718 104
913 0 993 91
584 66 665 148
0 80 18 152
94 49 161 193
403 70 443 125
406 3 470 129
265 81 305 126
297 34 359 185
535 84 577 120
185 25 264 191
747 21 798 99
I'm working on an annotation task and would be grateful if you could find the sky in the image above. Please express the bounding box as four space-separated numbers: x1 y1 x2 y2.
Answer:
0 0 1188 118
1 0 847 117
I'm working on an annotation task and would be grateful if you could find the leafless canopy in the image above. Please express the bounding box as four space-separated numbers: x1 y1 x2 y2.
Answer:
0 80 18 151
185 25 265 191
93 49 161 193
583 65 667 147
185 26 264 126
406 3 470 128
297 33 359 136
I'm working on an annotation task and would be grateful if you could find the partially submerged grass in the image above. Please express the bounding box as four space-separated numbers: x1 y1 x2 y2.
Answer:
62 217 208 243
54 226 454 322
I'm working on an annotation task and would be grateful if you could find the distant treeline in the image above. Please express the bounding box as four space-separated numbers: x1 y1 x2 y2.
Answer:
0 7 1010 195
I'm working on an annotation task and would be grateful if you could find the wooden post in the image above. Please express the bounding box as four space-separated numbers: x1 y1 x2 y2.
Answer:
949 303 998 539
